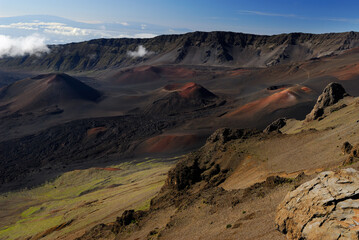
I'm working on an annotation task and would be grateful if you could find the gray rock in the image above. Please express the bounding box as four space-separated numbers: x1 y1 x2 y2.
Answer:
306 82 348 121
275 168 359 240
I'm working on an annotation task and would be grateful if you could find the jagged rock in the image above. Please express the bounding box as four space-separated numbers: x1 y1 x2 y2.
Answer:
166 158 202 191
306 82 348 121
206 128 255 144
165 128 259 191
75 209 147 240
75 224 113 240
112 209 146 234
275 168 359 240
330 103 348 113
342 141 353 154
344 143 359 165
263 118 287 133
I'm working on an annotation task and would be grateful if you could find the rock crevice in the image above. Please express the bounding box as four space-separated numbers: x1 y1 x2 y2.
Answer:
276 168 359 240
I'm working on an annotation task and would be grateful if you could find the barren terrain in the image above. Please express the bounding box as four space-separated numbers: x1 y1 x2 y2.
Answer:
2 31 359 239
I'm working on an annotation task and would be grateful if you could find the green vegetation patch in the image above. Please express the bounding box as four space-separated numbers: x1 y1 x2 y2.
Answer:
0 157 177 240
21 206 44 218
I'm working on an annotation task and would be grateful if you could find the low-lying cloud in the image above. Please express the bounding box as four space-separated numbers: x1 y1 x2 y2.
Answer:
0 22 90 37
0 34 50 58
127 45 151 58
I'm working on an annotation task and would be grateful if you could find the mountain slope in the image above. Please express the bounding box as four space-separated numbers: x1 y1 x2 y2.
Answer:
77 83 359 240
0 73 102 113
2 31 359 72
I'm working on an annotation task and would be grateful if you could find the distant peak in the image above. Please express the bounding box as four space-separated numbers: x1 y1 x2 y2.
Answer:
163 82 216 100
163 82 199 92
31 73 69 80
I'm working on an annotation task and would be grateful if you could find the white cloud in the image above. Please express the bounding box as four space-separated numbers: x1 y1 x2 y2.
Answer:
134 33 157 38
0 17 181 44
0 22 63 29
0 34 49 58
116 33 157 39
44 25 89 36
0 22 89 36
75 20 103 24
127 45 151 58
0 21 156 38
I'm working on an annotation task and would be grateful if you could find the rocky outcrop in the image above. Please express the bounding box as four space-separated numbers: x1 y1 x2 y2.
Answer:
263 118 287 133
342 141 353 154
305 82 348 121
275 168 359 240
76 210 146 240
166 158 202 191
163 128 259 192
206 128 256 144
112 210 146 234
75 223 113 240
343 143 359 165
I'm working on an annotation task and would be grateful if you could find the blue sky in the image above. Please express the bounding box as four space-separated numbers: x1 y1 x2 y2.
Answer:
1 0 359 44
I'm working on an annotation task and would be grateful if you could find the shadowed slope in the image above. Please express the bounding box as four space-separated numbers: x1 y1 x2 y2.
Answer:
110 65 195 85
0 73 102 113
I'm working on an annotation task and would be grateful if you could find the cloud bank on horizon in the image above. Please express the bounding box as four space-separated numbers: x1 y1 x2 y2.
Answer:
0 34 49 57
0 15 189 58
0 15 190 45
0 22 88 36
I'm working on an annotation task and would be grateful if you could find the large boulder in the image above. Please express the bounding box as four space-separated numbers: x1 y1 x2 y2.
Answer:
306 82 348 121
275 168 359 240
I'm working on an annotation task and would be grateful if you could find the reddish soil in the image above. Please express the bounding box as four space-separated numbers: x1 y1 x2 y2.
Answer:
163 82 197 92
228 69 251 77
163 82 213 99
87 127 107 137
178 83 202 98
0 73 102 115
139 134 198 154
226 88 300 118
301 86 311 92
160 66 195 78
343 47 359 55
331 63 359 80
